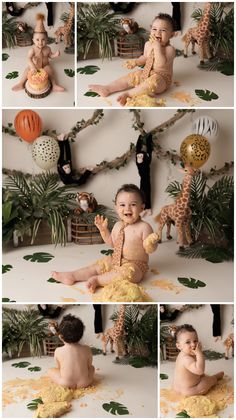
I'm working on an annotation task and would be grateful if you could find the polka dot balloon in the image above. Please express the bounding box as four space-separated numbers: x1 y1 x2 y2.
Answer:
32 136 60 170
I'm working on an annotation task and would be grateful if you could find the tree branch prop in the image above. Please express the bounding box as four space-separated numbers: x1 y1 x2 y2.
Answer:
2 110 233 180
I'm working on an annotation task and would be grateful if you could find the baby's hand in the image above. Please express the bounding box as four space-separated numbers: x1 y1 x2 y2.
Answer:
94 215 108 231
191 342 202 356
149 35 161 47
54 50 60 58
143 232 159 254
123 59 136 69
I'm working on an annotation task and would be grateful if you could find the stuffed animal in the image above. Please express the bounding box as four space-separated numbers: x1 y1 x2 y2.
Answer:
120 18 139 35
224 333 234 360
74 192 98 215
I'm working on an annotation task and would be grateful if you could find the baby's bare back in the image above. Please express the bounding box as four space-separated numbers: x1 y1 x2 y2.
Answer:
56 344 93 388
173 353 201 393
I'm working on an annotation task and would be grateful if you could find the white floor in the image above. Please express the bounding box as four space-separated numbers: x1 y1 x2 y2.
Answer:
2 354 157 418
2 43 75 107
160 358 234 418
77 55 234 108
2 239 233 303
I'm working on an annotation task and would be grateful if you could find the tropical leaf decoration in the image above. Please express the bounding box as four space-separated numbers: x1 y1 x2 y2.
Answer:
2 53 10 61
84 90 100 97
101 249 114 256
166 173 234 259
176 410 190 418
3 171 76 245
203 349 224 360
6 71 19 79
195 89 219 101
3 307 47 357
102 401 129 415
27 398 43 410
47 277 60 283
77 3 121 60
2 12 18 48
177 277 206 289
91 346 103 355
12 361 31 368
64 68 75 77
23 252 54 263
28 366 42 372
160 373 169 380
2 298 16 302
77 65 100 75
2 264 13 274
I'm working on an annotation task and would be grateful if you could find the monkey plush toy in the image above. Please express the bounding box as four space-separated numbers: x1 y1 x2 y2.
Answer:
135 133 153 212
57 137 92 186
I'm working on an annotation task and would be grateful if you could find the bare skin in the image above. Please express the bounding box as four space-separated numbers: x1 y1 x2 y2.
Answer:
12 32 64 92
51 191 158 292
48 342 95 389
173 331 224 396
89 18 175 106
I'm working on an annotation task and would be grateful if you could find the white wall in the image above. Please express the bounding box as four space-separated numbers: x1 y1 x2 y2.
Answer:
162 304 234 353
3 2 71 38
2 109 234 214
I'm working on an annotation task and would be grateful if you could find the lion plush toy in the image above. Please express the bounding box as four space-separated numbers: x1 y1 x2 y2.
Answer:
74 192 98 215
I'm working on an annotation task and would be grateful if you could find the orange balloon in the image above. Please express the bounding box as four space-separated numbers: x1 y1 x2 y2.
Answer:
14 110 42 143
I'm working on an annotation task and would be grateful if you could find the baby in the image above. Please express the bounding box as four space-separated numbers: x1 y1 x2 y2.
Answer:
51 184 159 292
173 324 224 396
48 314 95 389
89 13 176 106
12 13 64 92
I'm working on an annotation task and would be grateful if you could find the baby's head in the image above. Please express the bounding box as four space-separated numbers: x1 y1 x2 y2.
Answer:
115 184 145 224
151 13 175 45
175 324 198 356
33 13 48 49
58 314 84 344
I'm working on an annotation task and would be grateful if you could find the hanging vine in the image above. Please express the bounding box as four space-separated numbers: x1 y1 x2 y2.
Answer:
2 109 233 180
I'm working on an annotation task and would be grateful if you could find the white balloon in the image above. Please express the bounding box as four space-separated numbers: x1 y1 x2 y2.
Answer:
192 116 219 142
32 136 60 170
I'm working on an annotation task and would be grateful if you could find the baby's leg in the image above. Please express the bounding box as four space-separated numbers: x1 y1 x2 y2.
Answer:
86 263 143 293
12 68 29 91
51 263 100 286
44 64 65 92
184 372 224 396
117 73 167 106
88 70 142 98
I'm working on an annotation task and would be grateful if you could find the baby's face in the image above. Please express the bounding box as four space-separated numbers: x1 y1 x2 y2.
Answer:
33 32 47 49
176 331 198 356
115 191 144 224
151 19 174 46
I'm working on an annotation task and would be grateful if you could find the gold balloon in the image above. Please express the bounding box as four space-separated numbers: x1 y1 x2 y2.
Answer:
180 134 211 169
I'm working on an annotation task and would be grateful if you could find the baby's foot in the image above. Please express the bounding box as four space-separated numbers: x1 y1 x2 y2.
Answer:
51 271 76 285
86 277 99 293
88 84 110 97
216 371 224 380
117 93 130 106
52 84 65 92
12 83 25 91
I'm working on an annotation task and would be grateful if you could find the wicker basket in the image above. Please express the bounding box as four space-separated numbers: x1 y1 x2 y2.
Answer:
15 32 32 47
71 215 104 245
165 336 179 361
117 37 143 58
43 337 63 356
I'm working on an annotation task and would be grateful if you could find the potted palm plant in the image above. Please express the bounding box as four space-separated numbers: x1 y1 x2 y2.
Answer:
166 173 234 262
3 307 48 358
2 11 18 48
77 3 121 60
3 171 76 246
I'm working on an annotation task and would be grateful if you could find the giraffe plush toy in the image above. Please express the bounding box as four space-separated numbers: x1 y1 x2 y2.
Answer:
154 165 196 250
182 2 212 65
224 333 234 360
55 2 74 48
101 305 126 359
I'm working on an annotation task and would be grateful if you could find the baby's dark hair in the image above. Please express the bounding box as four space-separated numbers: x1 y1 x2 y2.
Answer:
175 324 197 341
115 184 145 204
58 314 84 343
152 13 176 31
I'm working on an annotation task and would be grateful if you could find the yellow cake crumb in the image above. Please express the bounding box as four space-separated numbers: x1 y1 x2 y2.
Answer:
125 94 166 107
93 277 152 302
35 401 71 418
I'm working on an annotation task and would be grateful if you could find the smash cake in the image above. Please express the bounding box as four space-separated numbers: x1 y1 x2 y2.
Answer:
25 68 51 97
